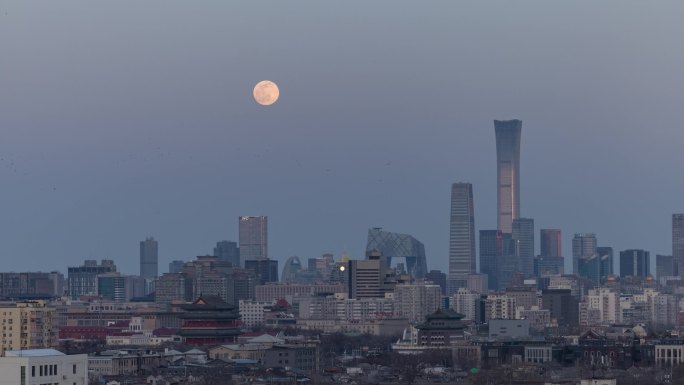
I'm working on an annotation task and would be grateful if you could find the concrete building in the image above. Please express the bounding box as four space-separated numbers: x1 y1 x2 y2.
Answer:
0 301 55 356
0 349 87 385
489 319 530 340
392 283 442 323
348 259 385 299
254 283 344 302
155 273 193 304
448 182 476 293
450 288 481 321
484 294 516 320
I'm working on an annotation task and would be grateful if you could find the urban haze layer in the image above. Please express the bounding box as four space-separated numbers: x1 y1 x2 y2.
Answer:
0 120 682 385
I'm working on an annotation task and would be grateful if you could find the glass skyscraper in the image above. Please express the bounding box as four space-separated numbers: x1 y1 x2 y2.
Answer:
673 214 684 276
448 182 476 293
572 233 597 275
512 218 534 277
620 249 650 278
365 228 427 278
495 119 522 233
540 229 562 257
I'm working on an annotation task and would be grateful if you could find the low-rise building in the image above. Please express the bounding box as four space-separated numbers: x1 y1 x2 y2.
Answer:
0 348 87 385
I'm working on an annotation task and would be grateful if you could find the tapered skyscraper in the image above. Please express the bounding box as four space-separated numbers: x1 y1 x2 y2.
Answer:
448 182 476 293
495 119 522 233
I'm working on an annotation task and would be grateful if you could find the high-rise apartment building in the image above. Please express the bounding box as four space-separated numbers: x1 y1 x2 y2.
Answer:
0 301 55 356
239 216 268 266
540 229 561 257
673 214 684 275
495 119 522 233
140 237 158 279
512 218 534 277
620 249 650 278
448 182 476 293
214 240 240 267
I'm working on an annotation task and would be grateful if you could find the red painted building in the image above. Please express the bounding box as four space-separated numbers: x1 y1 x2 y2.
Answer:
178 295 241 346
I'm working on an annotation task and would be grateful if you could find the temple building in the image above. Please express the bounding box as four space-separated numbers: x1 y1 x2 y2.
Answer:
178 295 241 346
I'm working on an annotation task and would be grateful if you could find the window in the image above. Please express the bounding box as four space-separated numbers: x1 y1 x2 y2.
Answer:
20 366 26 385
32 366 35 377
72 364 76 374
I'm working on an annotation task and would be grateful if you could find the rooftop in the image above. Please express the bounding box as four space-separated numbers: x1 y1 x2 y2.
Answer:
5 349 65 357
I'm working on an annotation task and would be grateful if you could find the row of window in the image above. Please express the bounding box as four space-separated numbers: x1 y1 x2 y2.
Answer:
32 363 78 377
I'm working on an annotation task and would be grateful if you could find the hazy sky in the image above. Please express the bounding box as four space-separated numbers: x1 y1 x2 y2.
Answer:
1 1 683 275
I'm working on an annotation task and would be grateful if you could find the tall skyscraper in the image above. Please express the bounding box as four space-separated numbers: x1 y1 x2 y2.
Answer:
479 230 503 291
140 237 158 279
214 240 240 267
673 214 684 275
512 218 534 277
540 229 562 257
448 182 476 293
620 249 650 278
239 216 268 266
572 233 597 275
495 119 522 233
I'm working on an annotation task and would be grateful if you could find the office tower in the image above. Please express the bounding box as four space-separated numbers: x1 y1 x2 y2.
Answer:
534 256 564 277
577 255 601 285
347 259 385 299
365 228 427 278
425 270 447 295
140 237 158 279
673 214 684 275
308 254 335 279
480 230 520 291
0 272 65 299
479 230 503 291
656 254 675 279
169 260 185 274
239 216 268 266
245 259 279 285
512 218 534 277
67 259 117 299
495 119 522 233
540 229 561 257
596 246 614 281
447 182 476 293
97 273 126 302
214 240 240 267
541 289 579 328
572 233 597 274
620 249 650 278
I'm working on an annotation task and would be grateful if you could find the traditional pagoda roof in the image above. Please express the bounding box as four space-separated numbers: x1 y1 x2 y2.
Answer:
415 308 468 331
181 295 236 311
424 308 465 320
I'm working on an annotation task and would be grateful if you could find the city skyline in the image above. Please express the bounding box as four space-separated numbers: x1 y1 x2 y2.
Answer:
0 2 683 275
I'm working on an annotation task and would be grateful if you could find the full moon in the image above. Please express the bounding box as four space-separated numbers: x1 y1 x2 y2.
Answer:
253 80 280 106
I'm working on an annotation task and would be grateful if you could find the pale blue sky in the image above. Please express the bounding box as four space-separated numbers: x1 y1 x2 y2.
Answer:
0 1 683 274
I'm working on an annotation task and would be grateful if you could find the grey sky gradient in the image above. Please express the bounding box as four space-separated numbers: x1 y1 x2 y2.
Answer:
1 1 683 275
